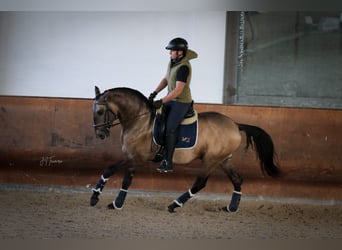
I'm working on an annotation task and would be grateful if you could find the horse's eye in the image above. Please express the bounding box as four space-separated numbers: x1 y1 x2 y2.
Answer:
97 109 104 116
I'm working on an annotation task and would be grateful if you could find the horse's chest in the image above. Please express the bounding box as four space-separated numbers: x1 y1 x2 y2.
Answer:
121 133 148 155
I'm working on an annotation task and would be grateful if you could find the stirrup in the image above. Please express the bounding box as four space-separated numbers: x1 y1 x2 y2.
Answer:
156 160 173 173
152 147 164 162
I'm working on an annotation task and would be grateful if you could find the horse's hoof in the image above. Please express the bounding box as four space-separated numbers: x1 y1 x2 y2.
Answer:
107 203 115 209
167 203 179 213
221 206 229 212
168 206 175 213
221 206 238 212
90 193 99 206
107 202 123 210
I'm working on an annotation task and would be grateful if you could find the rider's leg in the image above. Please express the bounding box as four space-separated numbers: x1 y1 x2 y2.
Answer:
157 129 177 172
157 101 190 173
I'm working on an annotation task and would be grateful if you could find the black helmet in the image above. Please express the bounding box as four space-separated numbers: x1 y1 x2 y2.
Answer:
165 37 188 51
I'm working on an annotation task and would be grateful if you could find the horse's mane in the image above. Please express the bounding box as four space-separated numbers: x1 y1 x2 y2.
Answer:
101 87 152 110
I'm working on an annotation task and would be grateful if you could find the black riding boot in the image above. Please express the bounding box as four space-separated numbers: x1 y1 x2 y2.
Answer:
157 131 177 173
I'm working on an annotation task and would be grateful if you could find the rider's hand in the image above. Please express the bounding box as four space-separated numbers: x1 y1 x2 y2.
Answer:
153 99 163 109
148 91 157 103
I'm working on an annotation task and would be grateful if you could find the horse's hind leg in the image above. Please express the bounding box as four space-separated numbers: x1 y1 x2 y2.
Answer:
168 175 209 213
221 162 244 212
107 167 134 210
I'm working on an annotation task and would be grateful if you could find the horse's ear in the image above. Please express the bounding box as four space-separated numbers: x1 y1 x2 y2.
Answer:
95 86 101 97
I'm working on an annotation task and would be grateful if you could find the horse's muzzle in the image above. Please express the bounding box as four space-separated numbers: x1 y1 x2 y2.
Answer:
95 129 109 140
97 133 106 140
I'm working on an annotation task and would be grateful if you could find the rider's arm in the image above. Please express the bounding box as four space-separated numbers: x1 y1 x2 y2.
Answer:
154 77 168 94
161 82 185 103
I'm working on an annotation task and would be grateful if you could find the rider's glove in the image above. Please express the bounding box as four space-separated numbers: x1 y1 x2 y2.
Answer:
153 99 163 109
148 91 158 103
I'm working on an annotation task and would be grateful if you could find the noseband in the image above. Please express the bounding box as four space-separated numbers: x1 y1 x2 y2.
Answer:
93 101 119 129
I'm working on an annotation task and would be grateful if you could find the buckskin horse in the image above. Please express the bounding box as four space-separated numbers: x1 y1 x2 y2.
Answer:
90 86 280 212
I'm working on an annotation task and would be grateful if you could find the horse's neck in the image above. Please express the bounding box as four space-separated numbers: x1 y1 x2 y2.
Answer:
120 112 153 149
106 90 153 132
118 105 152 131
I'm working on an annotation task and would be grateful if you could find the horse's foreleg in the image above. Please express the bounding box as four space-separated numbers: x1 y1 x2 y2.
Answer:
224 168 243 212
107 167 135 210
90 164 121 206
168 175 209 213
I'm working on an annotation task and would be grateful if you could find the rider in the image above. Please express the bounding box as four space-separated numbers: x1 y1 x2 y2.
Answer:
149 37 198 173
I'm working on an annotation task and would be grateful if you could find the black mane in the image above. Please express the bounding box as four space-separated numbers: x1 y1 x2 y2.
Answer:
101 87 152 110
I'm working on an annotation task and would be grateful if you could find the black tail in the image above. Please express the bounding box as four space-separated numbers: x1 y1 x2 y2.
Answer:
238 124 280 177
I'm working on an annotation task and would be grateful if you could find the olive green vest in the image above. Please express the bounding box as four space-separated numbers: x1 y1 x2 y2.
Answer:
166 49 198 103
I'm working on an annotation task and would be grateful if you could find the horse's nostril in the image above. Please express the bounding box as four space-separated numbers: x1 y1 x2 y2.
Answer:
96 134 104 140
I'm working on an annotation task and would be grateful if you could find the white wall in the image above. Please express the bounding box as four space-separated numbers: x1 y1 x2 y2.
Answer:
0 12 226 103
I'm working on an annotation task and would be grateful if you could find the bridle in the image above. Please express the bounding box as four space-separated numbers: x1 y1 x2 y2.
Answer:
93 100 150 130
93 101 120 129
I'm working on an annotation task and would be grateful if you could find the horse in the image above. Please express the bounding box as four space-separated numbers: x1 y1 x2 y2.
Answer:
90 86 280 212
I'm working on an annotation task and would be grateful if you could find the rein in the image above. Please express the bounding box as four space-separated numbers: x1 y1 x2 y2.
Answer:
93 107 119 129
110 111 151 127
93 120 121 129
93 101 150 129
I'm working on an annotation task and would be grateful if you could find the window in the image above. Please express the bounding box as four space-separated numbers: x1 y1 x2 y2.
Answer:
224 11 342 109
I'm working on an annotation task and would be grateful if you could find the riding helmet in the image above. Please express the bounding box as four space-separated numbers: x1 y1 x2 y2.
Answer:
165 37 188 51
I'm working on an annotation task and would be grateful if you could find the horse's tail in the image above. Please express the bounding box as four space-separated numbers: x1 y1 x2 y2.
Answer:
238 124 281 178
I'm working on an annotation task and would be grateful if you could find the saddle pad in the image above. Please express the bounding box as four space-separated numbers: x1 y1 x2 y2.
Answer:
152 112 198 149
175 120 198 149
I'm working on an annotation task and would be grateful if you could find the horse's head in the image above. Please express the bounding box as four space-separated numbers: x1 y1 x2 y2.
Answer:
93 86 117 140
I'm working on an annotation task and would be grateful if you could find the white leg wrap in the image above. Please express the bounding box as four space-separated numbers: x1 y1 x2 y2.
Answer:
227 190 242 212
173 199 183 207
113 201 123 210
113 188 128 210
101 175 109 182
233 190 242 195
92 188 101 193
188 189 195 197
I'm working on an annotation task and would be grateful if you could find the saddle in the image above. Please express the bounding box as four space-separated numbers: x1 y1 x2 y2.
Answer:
152 102 198 162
